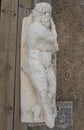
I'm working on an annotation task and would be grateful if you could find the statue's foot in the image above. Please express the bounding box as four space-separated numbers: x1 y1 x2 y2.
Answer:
45 113 55 128
31 105 41 121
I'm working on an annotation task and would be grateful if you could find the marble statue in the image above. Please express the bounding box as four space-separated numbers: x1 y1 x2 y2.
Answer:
21 2 59 128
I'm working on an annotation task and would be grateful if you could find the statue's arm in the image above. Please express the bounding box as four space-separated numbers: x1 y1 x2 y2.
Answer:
28 22 56 44
50 18 59 52
38 27 56 44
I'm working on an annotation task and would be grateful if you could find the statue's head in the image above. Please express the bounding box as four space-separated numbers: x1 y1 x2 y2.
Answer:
32 2 52 28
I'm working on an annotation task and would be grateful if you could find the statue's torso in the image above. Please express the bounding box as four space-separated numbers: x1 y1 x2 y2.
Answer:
27 22 54 68
27 49 52 68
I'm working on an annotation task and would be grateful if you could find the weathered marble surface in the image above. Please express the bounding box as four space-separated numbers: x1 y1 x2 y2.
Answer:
21 2 59 128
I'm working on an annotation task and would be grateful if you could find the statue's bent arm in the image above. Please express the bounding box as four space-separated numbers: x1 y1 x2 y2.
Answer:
28 22 56 45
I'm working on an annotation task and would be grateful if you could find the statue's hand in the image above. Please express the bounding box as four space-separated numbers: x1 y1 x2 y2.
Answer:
50 18 59 52
52 41 59 53
50 18 57 38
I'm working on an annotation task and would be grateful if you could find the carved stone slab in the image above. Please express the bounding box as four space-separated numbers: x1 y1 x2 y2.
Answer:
21 3 59 128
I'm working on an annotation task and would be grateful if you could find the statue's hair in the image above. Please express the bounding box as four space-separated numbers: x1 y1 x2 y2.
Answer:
32 2 52 17
35 2 52 12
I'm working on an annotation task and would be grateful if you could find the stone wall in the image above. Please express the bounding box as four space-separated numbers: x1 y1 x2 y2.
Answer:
52 0 84 130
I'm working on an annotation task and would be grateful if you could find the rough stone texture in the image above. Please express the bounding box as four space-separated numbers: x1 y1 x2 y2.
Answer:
52 0 84 130
55 102 72 130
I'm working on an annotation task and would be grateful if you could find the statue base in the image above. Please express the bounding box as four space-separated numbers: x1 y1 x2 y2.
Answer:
27 102 73 129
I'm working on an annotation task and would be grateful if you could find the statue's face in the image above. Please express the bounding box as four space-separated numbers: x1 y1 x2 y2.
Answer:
32 3 52 28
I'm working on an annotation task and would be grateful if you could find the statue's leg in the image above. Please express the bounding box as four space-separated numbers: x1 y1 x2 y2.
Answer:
25 58 55 128
46 66 57 119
